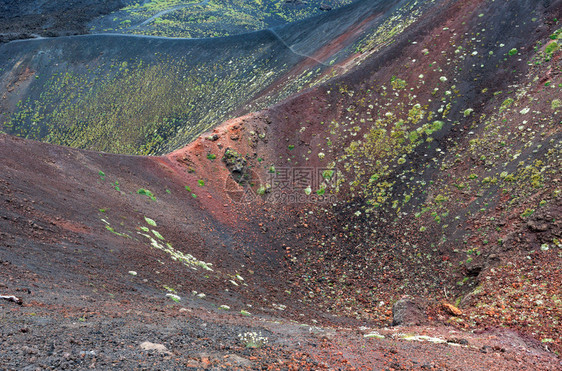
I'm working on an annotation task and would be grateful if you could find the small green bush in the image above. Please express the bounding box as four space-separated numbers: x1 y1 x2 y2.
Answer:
137 188 156 201
545 41 559 55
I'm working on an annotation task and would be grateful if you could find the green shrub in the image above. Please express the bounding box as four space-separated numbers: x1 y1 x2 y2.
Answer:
520 208 534 218
137 188 156 201
545 41 559 55
500 98 514 112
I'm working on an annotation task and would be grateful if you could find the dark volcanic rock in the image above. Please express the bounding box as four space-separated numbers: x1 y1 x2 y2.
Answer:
527 219 549 232
392 296 427 326
222 148 248 183
525 200 561 245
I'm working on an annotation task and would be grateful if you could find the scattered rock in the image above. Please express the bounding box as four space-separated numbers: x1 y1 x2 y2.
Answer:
391 296 427 326
223 148 248 182
139 341 171 354
527 219 549 232
465 263 483 277
21 346 39 355
442 302 462 316
225 354 253 367
448 337 469 345
1 295 22 305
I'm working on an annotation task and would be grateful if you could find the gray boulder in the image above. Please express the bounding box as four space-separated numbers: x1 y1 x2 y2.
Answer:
392 296 427 326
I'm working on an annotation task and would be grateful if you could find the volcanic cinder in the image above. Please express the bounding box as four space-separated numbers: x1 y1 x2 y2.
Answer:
1 0 561 369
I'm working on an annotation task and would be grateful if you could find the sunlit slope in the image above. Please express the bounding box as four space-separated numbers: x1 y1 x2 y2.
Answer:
90 0 357 38
0 33 301 155
0 0 429 155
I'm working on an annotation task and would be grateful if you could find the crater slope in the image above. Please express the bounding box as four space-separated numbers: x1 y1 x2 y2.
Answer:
0 0 419 155
1 0 561 369
89 0 359 39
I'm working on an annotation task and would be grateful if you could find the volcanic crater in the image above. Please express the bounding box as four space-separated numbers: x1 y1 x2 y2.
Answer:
1 0 562 369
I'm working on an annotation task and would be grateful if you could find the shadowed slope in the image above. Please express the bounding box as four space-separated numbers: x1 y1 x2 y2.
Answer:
0 0 126 43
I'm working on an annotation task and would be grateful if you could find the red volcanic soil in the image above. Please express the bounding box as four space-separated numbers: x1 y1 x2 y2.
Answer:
1 130 559 369
2 0 562 369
